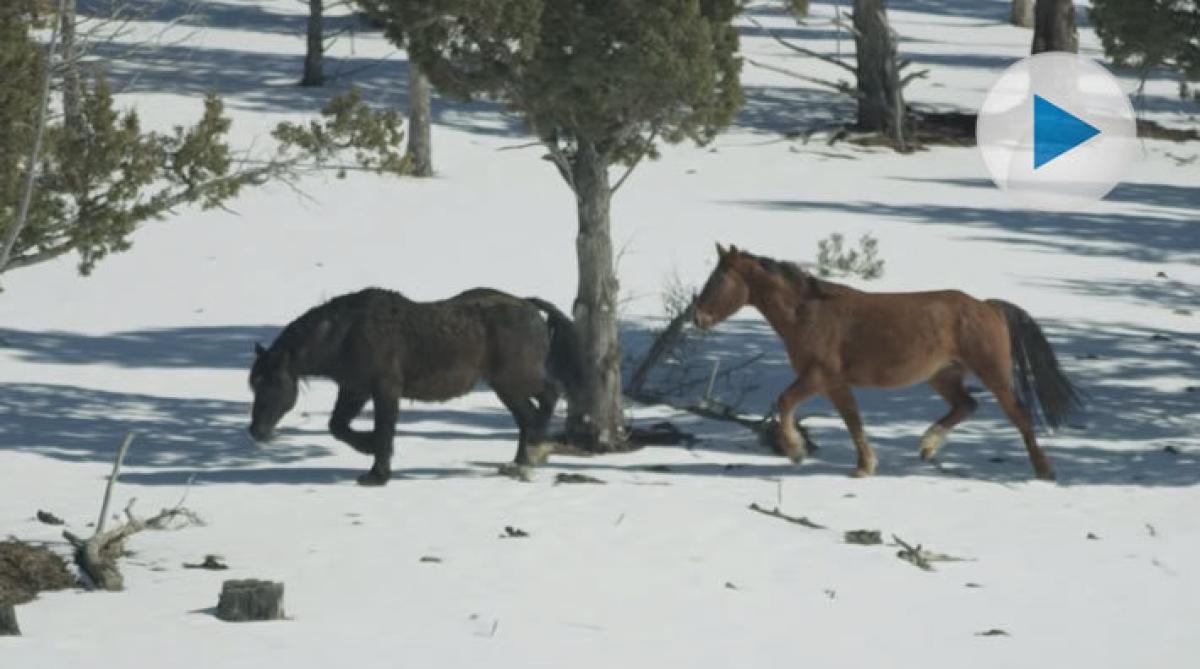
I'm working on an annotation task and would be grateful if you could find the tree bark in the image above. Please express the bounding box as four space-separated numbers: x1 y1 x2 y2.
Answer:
216 580 286 622
852 0 907 150
1011 0 1034 28
406 63 432 176
0 604 18 636
565 140 625 452
60 0 83 132
1032 0 1078 54
300 0 325 86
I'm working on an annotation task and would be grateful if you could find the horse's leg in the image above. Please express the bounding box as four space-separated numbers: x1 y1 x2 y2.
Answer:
329 386 372 454
919 365 979 461
494 384 540 479
527 381 560 465
977 371 1056 481
357 385 400 487
776 376 819 463
826 385 877 477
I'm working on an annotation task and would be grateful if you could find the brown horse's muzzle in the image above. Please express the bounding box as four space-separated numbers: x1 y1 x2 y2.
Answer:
694 310 714 330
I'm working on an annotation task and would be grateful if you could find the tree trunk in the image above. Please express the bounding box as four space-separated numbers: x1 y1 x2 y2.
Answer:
1011 0 1034 27
216 580 286 622
406 63 432 176
565 140 625 452
852 0 907 150
0 604 19 636
1032 0 1078 53
60 0 83 132
300 0 324 86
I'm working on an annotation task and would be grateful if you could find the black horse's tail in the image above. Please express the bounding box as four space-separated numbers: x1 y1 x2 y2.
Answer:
987 299 1086 429
527 297 585 401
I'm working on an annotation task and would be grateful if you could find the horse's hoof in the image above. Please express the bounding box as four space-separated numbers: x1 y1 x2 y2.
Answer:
497 463 532 482
851 464 876 478
356 471 389 487
1036 469 1057 482
918 426 946 461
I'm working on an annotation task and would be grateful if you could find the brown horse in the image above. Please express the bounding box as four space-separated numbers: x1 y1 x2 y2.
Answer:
693 244 1083 480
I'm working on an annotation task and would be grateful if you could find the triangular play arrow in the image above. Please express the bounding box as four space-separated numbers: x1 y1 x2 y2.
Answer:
1033 94 1101 169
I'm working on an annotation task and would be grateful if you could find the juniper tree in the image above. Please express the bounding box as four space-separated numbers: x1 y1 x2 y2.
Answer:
0 2 409 283
360 0 743 450
1091 0 1200 103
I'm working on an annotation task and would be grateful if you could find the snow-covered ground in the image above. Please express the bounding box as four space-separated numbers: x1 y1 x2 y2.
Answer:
2 1 1198 666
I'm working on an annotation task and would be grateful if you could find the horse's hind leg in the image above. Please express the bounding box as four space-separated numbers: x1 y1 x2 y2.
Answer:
979 373 1055 480
493 384 541 478
527 381 560 465
919 365 979 461
826 385 877 477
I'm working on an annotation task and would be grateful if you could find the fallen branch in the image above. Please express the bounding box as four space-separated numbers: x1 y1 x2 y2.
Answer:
891 534 971 572
748 503 826 529
63 433 201 591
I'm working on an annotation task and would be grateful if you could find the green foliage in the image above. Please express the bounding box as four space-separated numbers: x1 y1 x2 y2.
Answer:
816 233 884 280
1091 0 1199 100
359 0 743 165
272 88 410 177
1 5 409 279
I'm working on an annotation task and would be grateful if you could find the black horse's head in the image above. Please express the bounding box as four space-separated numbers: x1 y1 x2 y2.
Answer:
248 342 298 442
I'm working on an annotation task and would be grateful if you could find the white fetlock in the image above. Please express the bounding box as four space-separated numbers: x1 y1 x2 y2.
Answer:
528 441 556 466
919 426 948 461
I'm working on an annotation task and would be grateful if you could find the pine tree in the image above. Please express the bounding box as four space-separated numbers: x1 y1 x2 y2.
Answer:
360 0 744 451
1091 0 1200 101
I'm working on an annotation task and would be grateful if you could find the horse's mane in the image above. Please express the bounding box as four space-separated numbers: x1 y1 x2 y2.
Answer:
743 251 847 298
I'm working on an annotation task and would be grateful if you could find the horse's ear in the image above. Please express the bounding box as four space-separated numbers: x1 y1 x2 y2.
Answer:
728 244 740 256
254 342 266 358
715 242 727 258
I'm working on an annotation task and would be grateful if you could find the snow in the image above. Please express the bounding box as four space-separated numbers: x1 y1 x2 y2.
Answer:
2 1 1198 667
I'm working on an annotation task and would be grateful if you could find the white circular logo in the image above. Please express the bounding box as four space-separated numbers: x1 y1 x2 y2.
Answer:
976 52 1138 210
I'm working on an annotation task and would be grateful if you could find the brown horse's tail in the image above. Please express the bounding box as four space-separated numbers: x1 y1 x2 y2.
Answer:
526 297 585 402
987 299 1086 429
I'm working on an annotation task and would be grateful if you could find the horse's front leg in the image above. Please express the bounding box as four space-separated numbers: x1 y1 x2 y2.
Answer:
357 385 400 487
776 374 819 463
329 386 372 453
827 385 877 477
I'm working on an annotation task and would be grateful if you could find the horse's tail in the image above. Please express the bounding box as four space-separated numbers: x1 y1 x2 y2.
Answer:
987 299 1085 429
526 297 585 401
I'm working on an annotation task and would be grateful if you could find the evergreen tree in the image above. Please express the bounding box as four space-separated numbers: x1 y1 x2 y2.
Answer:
1091 0 1200 101
360 0 744 450
0 3 409 283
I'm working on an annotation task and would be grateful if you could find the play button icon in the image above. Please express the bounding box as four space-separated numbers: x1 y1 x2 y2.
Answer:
1033 94 1100 169
977 53 1138 210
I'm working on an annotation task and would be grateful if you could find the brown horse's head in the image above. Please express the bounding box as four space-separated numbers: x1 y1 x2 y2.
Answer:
694 243 751 330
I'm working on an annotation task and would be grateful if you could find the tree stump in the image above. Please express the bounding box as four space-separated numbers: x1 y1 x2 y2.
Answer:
216 580 285 622
0 604 19 636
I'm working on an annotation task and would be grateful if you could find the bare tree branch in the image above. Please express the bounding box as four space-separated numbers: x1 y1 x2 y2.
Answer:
745 14 857 74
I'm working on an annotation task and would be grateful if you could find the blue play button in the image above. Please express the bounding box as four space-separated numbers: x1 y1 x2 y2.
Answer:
977 53 1137 209
1033 94 1100 169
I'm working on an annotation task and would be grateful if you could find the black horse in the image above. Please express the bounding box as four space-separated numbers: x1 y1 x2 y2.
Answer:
248 287 582 485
